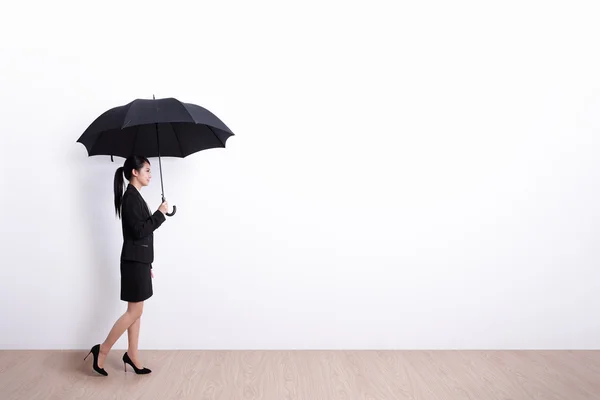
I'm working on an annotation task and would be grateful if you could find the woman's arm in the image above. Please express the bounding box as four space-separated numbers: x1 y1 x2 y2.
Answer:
122 195 166 239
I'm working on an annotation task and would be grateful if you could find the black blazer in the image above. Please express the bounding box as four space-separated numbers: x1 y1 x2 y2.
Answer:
120 184 166 265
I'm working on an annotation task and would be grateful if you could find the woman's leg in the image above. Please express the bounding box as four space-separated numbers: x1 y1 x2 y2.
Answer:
127 316 143 367
98 301 144 368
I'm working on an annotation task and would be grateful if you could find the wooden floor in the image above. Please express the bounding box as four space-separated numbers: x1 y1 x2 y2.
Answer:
1 350 599 399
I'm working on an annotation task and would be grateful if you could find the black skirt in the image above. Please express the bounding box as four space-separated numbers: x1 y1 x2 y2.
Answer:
120 260 153 302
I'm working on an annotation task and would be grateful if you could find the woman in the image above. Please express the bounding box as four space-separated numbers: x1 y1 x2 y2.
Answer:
84 155 168 376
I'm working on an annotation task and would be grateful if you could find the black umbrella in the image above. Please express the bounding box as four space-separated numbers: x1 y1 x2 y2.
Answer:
77 96 235 216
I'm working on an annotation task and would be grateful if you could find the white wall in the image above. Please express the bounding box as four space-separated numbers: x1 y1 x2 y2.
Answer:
1 0 600 350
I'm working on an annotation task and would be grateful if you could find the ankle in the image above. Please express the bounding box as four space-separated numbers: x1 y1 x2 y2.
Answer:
99 343 110 355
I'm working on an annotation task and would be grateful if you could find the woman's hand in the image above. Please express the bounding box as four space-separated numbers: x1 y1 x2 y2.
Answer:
151 270 154 279
158 201 169 215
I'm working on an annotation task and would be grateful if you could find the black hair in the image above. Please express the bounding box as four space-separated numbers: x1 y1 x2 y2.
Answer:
114 155 151 219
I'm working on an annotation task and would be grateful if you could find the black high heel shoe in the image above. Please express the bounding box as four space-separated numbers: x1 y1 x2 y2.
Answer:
123 352 152 374
84 344 108 376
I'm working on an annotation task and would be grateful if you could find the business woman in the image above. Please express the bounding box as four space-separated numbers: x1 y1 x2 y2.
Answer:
85 155 168 376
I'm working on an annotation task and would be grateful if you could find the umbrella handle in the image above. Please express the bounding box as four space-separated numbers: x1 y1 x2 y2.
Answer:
162 196 177 217
166 205 177 217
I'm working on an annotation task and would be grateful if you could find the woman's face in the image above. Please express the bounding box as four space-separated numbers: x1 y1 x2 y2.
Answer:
132 162 152 186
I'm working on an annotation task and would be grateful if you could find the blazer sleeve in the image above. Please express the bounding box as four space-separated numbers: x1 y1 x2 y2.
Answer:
122 194 166 239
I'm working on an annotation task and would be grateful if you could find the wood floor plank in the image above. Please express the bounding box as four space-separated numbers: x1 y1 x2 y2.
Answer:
1 350 599 400
456 350 535 400
541 351 600 397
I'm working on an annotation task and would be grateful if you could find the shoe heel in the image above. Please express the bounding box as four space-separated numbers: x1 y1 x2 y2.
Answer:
122 352 151 374
84 351 92 361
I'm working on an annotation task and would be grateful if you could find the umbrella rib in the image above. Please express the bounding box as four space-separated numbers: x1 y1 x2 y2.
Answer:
173 124 185 157
121 101 137 129
180 102 226 148
133 123 141 157
89 129 109 157
88 131 101 156
207 125 225 147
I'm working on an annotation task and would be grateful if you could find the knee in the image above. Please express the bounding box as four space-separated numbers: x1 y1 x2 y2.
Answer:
127 305 144 320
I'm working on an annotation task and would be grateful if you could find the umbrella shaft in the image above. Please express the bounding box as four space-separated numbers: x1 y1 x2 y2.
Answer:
155 121 165 200
158 154 165 199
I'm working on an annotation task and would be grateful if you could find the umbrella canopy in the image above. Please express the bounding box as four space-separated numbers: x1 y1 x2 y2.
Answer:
77 96 234 158
77 96 235 216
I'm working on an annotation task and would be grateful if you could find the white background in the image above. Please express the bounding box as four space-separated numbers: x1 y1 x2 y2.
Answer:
1 0 599 350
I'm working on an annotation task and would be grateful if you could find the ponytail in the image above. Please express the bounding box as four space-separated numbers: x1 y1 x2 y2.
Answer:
114 166 125 219
113 155 150 219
